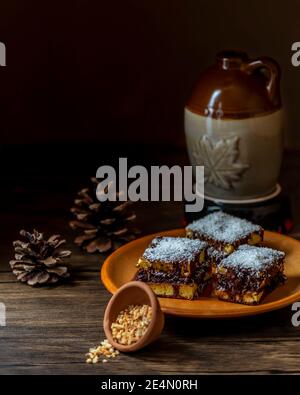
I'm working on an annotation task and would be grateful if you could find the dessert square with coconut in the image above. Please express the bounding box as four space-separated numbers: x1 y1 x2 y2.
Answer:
136 237 211 300
136 236 207 277
186 211 264 253
214 245 286 305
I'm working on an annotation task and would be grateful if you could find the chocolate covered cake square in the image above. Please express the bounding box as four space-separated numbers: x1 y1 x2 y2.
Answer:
214 245 285 305
136 236 207 277
186 211 264 253
136 236 211 300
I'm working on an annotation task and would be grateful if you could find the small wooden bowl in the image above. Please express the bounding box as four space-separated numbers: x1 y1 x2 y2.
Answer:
103 281 165 352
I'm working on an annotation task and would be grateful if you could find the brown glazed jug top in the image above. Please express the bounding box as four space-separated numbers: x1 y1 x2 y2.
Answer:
186 50 281 119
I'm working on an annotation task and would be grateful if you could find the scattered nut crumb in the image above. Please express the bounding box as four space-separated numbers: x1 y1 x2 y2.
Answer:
111 304 152 346
85 305 152 364
85 339 119 364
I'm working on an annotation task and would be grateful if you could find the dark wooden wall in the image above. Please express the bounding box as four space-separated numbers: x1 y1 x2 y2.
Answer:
0 0 299 147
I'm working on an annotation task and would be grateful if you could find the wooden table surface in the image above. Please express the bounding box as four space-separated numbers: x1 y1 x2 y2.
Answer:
1 146 300 375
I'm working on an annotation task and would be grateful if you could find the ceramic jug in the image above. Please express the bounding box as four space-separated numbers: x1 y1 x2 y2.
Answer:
184 50 283 202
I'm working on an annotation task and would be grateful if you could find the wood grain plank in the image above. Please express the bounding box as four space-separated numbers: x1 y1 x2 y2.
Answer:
1 276 300 374
1 151 300 374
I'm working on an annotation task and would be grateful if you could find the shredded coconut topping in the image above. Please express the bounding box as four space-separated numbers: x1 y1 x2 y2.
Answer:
143 237 206 263
221 245 285 272
206 246 229 262
186 212 261 243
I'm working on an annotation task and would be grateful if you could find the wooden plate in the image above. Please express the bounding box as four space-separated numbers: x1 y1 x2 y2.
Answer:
101 229 300 318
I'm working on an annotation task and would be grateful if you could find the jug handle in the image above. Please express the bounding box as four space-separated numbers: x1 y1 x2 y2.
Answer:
242 57 280 103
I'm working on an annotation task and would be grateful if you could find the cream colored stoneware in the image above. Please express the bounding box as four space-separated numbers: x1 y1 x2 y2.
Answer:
184 108 284 200
184 51 283 201
101 229 300 319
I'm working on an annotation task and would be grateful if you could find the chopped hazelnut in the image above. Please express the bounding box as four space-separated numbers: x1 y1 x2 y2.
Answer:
85 339 118 364
111 304 152 346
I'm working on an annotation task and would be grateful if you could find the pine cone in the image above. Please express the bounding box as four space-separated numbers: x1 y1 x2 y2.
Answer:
69 178 139 253
10 230 71 286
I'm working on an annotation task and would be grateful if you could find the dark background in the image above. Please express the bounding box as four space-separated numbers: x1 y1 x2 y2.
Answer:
0 0 299 148
1 1 300 376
